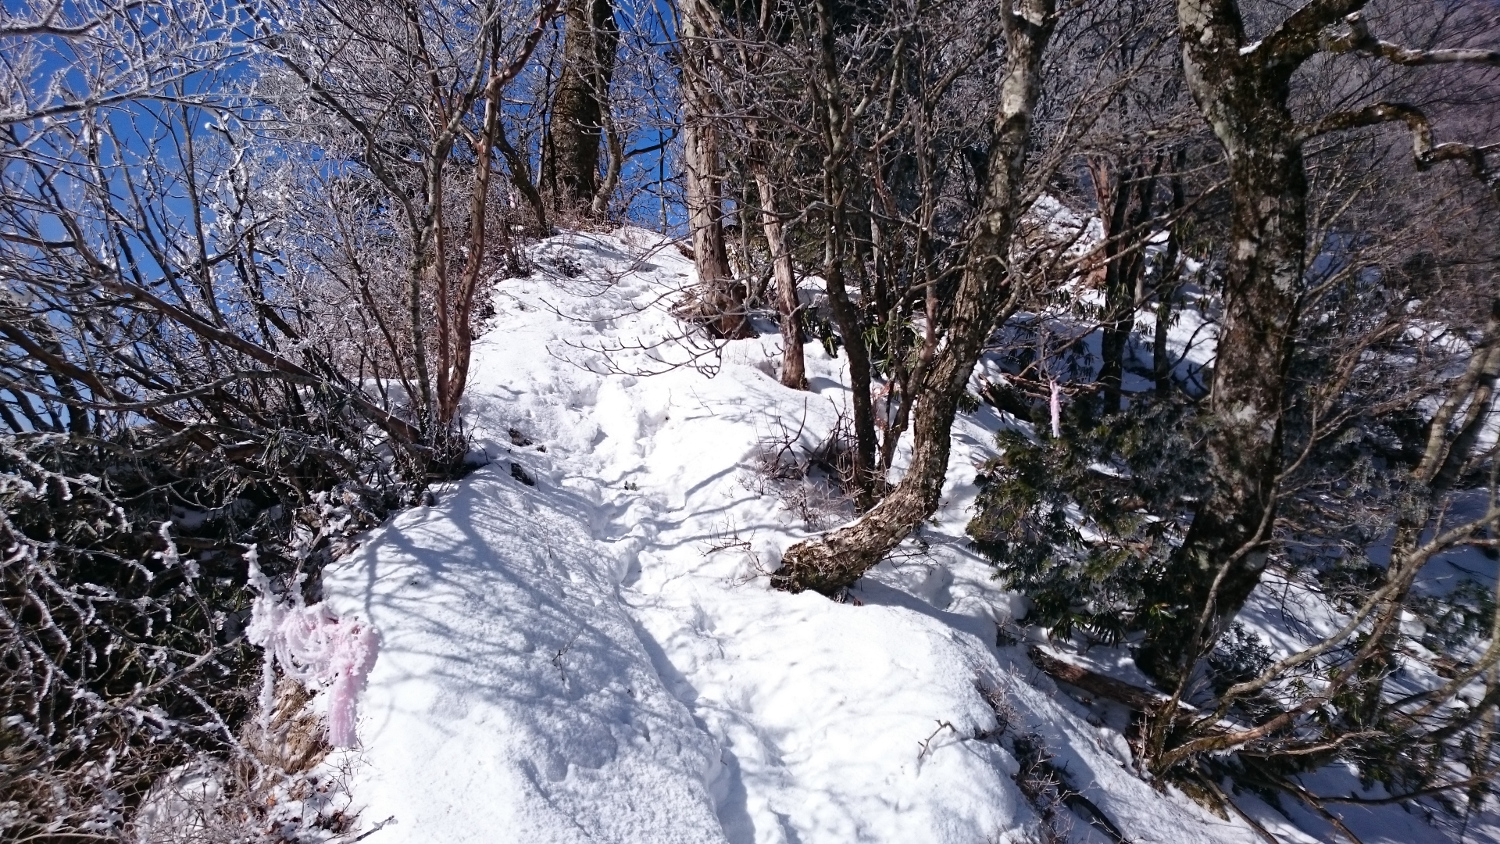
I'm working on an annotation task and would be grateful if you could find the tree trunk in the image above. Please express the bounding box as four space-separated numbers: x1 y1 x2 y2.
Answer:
1094 157 1160 416
1093 158 1134 416
753 169 807 390
544 0 618 216
1136 0 1319 687
772 0 1057 594
442 46 507 429
821 216 879 505
805 0 878 506
680 2 751 339
1153 165 1187 398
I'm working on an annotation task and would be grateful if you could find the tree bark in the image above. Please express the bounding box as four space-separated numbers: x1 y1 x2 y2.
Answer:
544 0 618 216
772 0 1057 595
753 169 807 390
680 1 752 339
1136 0 1360 687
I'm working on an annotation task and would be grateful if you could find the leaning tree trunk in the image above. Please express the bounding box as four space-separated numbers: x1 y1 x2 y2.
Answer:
544 0 618 216
772 0 1057 595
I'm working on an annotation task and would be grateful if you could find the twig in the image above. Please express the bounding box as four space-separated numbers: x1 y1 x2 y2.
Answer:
351 815 397 841
917 720 956 761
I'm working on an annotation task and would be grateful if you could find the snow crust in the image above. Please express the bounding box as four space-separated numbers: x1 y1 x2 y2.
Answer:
317 229 1301 843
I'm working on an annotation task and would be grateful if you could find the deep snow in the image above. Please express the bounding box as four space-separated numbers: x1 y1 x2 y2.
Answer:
313 228 1494 844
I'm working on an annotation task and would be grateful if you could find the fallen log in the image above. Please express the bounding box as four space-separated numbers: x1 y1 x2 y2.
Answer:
1027 646 1180 715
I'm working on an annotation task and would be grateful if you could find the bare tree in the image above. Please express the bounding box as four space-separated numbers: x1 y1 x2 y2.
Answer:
771 0 1061 592
251 0 560 451
0 2 412 837
1135 0 1500 690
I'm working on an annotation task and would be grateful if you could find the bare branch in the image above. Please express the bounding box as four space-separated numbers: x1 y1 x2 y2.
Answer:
1299 101 1500 199
1327 10 1500 68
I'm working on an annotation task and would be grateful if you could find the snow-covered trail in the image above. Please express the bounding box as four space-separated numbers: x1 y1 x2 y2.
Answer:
323 230 1262 844
319 449 727 842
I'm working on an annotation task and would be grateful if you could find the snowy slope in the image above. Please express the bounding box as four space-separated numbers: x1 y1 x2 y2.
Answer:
318 229 1305 843
318 466 726 843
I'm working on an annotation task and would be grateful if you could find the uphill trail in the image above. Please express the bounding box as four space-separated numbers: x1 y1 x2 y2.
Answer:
321 229 1268 844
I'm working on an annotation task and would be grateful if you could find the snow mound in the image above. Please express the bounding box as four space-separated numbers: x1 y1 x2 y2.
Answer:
322 229 1263 844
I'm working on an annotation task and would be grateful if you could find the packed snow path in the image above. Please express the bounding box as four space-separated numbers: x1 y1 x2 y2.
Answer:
322 463 726 842
322 230 1284 844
